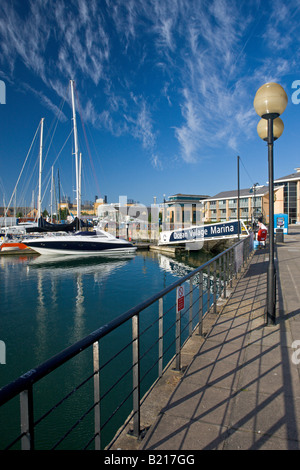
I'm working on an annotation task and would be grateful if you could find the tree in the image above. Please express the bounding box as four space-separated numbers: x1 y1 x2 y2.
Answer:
59 207 69 220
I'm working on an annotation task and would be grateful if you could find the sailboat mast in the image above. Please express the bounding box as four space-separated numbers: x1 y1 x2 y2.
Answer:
38 118 44 219
57 168 61 222
51 166 54 222
70 80 80 219
79 152 82 218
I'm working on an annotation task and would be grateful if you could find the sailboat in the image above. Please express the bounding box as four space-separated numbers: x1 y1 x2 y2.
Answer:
23 80 136 257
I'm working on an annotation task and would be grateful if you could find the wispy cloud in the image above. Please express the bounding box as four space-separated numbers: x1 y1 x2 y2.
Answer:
261 0 300 51
23 84 68 123
140 0 297 162
123 93 161 167
0 0 299 168
0 0 49 79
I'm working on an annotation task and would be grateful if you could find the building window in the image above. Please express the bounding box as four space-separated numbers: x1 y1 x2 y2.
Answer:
276 181 297 224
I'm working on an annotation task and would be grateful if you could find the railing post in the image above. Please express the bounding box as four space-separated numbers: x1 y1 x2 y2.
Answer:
230 249 233 287
213 260 217 314
189 277 193 337
93 341 101 450
132 314 140 438
158 298 163 377
218 256 222 298
20 386 34 450
198 271 203 336
175 293 181 371
226 251 229 289
223 253 227 299
207 264 210 312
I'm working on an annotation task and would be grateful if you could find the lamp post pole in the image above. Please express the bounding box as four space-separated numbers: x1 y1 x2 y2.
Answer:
254 82 287 326
267 118 276 325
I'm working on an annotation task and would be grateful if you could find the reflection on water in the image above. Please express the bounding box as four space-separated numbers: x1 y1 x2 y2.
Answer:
0 249 213 375
28 251 136 271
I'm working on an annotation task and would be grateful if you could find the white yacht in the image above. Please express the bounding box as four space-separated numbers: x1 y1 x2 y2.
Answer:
23 228 136 256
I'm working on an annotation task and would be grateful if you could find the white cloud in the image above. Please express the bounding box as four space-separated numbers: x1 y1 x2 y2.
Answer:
0 0 299 168
123 95 157 151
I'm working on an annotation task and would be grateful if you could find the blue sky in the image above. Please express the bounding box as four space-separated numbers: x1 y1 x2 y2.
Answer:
1 0 300 211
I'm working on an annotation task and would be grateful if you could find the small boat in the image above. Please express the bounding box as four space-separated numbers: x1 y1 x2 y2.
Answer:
22 228 136 256
0 242 29 252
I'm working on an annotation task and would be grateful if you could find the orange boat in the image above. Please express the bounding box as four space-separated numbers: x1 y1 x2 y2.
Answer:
0 242 28 252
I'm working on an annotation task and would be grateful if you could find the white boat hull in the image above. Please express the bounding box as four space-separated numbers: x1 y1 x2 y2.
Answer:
28 246 137 256
23 230 137 257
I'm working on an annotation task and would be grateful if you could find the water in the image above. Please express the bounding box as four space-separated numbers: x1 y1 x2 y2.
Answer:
0 248 215 449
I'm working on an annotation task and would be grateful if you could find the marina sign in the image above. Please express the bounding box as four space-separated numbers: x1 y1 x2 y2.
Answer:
159 220 248 245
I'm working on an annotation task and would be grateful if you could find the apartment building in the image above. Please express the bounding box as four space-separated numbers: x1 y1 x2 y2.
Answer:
162 193 209 230
204 185 284 225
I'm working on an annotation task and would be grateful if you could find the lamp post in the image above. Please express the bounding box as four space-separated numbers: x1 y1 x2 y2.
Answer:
254 82 287 325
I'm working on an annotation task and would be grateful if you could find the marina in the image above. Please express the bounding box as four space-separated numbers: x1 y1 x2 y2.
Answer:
1 1 300 455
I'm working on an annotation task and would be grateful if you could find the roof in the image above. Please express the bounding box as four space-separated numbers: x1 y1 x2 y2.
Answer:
168 193 210 201
274 169 300 183
205 185 271 201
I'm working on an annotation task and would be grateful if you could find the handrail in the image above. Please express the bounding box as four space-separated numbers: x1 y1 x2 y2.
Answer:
0 234 253 449
0 236 247 405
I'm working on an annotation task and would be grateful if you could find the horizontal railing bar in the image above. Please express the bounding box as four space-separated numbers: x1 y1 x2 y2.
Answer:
100 387 134 433
100 364 134 403
98 339 133 374
140 358 159 388
139 337 160 364
162 302 176 316
160 317 177 338
4 431 24 451
105 408 134 450
34 370 96 428
139 317 160 339
83 433 96 451
51 400 97 450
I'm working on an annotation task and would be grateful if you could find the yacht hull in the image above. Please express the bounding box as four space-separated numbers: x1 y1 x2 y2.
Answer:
23 234 137 256
26 245 137 256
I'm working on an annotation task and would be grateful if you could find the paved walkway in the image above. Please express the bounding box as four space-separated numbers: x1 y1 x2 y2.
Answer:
140 226 300 450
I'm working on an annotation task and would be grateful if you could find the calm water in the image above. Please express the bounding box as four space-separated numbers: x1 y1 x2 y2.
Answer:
0 248 214 449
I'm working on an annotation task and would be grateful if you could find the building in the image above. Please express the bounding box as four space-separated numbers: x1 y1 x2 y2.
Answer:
162 193 209 230
274 168 300 224
204 185 284 225
58 198 106 217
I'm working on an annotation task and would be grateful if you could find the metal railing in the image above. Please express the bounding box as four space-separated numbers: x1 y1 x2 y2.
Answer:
0 235 253 450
